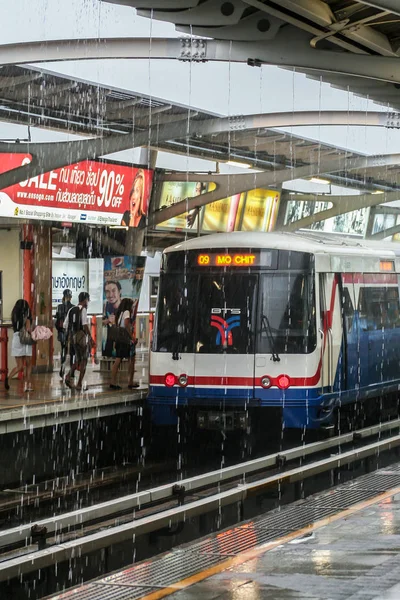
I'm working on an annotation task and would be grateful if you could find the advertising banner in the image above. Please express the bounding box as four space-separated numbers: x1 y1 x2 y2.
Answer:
241 189 281 232
202 193 243 232
0 153 153 227
156 181 209 230
102 255 146 356
285 199 368 236
52 260 88 308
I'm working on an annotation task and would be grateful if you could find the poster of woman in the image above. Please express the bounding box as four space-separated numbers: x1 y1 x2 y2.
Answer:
102 255 146 357
121 169 153 228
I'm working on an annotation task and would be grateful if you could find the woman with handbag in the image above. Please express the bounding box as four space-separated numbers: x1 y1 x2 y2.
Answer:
110 298 137 390
5 299 34 392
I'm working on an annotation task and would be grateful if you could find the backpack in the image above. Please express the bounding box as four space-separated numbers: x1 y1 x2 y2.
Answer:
108 312 132 346
67 305 83 335
68 306 88 351
55 302 72 332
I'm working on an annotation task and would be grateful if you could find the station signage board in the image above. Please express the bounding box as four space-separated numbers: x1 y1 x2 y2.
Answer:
0 153 153 227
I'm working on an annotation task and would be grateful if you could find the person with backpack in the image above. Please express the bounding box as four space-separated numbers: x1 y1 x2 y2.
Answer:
109 298 139 390
54 289 74 379
63 292 93 391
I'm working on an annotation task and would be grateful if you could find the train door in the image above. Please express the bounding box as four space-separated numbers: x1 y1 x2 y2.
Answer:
193 273 257 405
319 273 344 392
340 274 360 392
358 275 400 385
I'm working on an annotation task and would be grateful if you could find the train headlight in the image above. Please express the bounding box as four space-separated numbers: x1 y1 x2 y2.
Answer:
277 374 290 390
261 376 272 389
178 374 188 387
164 373 176 387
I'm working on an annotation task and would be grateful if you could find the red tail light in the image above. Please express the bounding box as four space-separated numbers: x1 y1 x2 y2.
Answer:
164 373 176 387
277 374 290 390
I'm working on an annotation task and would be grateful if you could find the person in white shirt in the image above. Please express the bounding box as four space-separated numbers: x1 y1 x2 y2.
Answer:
64 292 92 391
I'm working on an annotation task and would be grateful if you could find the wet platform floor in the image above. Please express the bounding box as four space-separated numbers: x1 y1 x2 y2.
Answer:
171 493 400 600
48 464 400 600
0 360 148 433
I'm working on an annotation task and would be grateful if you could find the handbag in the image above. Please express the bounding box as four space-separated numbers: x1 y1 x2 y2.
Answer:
109 313 132 346
19 326 35 346
73 330 87 351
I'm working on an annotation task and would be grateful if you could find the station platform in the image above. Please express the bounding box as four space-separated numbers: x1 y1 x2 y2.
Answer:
0 356 148 434
48 462 400 600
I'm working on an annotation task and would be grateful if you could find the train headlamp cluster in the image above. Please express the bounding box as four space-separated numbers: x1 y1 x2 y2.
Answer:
164 373 291 389
164 373 188 387
261 374 291 390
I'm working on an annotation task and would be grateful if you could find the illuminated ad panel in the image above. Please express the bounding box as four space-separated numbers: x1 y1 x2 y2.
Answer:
0 153 153 227
241 189 281 232
202 187 280 232
156 181 209 230
201 186 244 232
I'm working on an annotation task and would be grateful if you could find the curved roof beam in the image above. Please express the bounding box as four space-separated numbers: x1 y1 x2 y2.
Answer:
357 1 400 17
371 222 400 239
281 190 400 232
2 34 400 84
148 153 400 227
0 110 396 191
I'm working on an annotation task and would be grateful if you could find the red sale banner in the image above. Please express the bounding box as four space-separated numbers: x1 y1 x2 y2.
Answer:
0 154 154 227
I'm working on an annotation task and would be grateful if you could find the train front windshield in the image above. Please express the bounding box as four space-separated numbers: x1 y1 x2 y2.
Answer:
154 249 316 355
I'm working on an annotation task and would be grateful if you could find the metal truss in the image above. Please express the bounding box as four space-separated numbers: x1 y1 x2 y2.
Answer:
148 153 400 228
281 190 400 233
0 110 394 191
2 34 400 84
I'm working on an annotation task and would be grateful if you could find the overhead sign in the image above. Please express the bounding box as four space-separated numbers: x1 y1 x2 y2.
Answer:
0 153 153 227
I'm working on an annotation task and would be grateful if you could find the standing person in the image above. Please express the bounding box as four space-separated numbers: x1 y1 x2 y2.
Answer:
121 169 147 228
64 292 92 391
54 289 74 379
102 280 122 357
5 299 34 392
110 298 139 390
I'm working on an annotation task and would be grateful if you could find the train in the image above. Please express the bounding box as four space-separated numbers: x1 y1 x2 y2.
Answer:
148 231 400 432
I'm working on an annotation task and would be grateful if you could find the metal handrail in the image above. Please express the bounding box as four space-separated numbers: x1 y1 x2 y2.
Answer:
1 432 400 582
0 416 399 550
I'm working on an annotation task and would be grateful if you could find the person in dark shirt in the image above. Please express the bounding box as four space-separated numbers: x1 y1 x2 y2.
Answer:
54 289 74 379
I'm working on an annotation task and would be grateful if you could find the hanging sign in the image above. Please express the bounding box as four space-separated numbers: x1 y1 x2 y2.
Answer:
0 153 153 227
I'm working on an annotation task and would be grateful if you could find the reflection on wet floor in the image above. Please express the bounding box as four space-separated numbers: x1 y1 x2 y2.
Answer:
169 491 400 600
0 360 148 410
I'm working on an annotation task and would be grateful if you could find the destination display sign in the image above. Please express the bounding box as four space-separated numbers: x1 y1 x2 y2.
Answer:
197 252 260 267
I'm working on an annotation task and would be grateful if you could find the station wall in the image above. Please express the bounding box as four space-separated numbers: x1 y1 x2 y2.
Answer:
0 228 21 320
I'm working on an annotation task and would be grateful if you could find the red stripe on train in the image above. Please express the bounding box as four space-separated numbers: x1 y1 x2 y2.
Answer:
342 272 397 284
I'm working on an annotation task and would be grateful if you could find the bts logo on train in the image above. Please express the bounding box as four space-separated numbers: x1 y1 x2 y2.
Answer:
210 308 241 346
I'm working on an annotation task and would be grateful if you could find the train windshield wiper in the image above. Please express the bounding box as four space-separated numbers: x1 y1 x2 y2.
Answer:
261 313 280 362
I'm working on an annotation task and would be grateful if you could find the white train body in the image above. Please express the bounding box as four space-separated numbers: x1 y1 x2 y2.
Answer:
148 232 400 430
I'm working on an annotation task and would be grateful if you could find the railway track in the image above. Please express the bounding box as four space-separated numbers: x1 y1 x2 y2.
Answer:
1 416 400 591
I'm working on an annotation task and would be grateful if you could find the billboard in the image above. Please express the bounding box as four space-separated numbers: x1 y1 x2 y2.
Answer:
102 255 146 357
52 259 88 308
156 180 209 230
155 181 281 233
284 199 368 236
202 194 243 232
0 153 153 227
241 189 280 232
